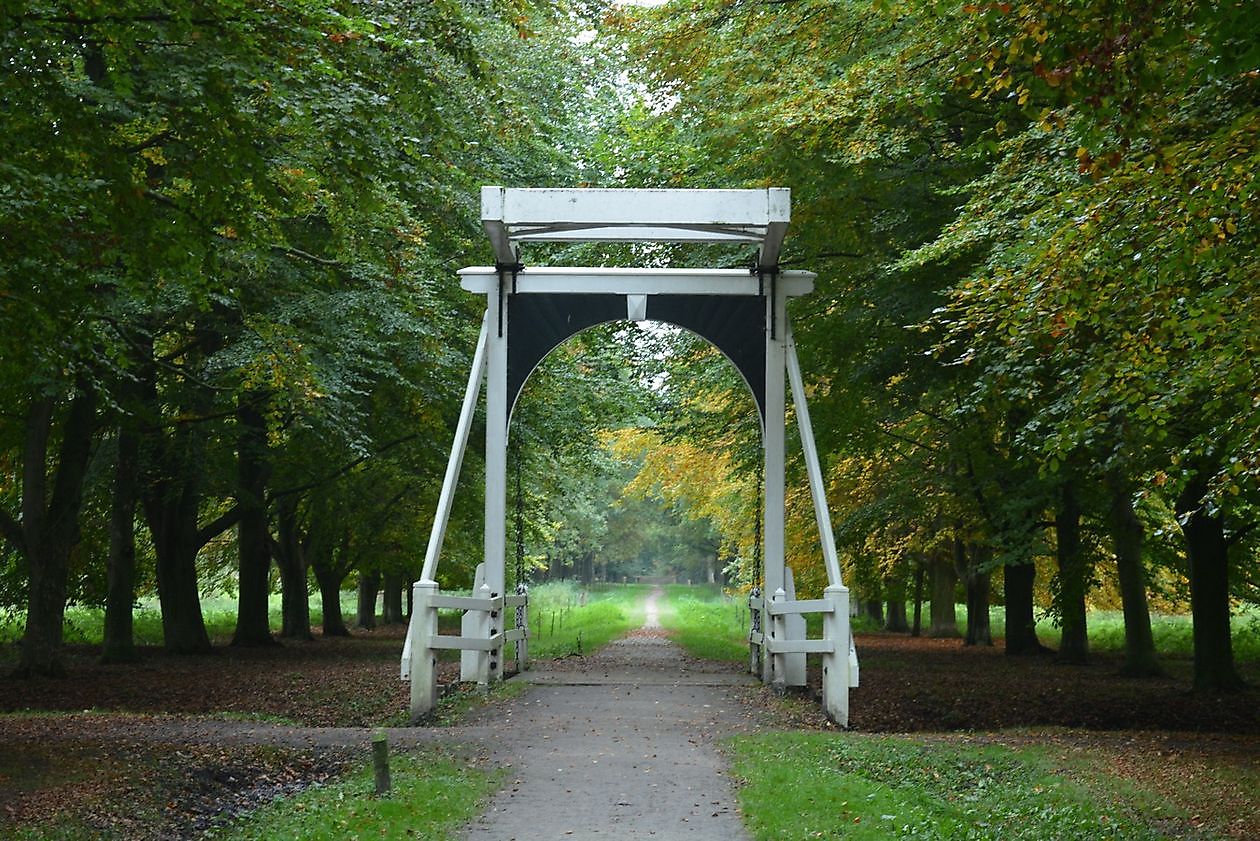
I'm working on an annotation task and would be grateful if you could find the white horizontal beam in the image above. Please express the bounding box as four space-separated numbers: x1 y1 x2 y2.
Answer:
766 638 835 655
459 267 815 298
480 186 792 268
767 598 836 616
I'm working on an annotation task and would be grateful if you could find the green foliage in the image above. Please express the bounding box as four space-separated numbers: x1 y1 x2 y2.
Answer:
211 749 496 841
729 732 1181 840
524 582 647 659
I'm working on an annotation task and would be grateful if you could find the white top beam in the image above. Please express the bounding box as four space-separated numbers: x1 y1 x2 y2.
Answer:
481 187 791 270
458 266 815 298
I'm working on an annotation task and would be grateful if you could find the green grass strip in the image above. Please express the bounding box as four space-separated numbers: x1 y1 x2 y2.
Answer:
211 748 496 841
522 582 648 660
728 732 1182 840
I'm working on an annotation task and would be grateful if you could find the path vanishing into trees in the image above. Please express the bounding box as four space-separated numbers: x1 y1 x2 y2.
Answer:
461 587 760 839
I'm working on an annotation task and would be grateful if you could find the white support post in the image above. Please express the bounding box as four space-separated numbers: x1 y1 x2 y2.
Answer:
782 567 807 687
460 563 487 682
485 278 508 684
420 312 490 583
474 582 492 687
770 587 787 691
409 579 439 720
822 584 852 727
785 320 844 588
763 285 787 685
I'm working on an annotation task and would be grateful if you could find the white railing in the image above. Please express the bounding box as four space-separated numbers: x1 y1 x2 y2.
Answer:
402 579 529 719
749 584 858 726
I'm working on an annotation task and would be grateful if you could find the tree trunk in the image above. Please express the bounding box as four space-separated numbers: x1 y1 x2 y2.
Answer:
232 398 274 647
101 425 140 664
1108 476 1161 677
1054 481 1089 664
274 499 313 641
863 597 884 625
956 541 993 646
1003 561 1046 655
311 533 351 637
357 571 380 629
15 390 98 677
1176 472 1243 691
885 598 909 632
928 554 959 637
381 573 405 625
911 560 925 637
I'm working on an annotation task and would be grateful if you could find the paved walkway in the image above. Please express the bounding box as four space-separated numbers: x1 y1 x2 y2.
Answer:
460 588 759 839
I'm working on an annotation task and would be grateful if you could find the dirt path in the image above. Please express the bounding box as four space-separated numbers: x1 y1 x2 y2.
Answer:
459 587 759 839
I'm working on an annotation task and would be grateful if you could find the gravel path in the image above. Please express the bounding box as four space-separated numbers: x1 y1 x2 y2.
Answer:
459 587 760 839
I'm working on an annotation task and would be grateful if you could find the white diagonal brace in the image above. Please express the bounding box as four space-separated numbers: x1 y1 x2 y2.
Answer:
786 319 843 588
419 310 490 582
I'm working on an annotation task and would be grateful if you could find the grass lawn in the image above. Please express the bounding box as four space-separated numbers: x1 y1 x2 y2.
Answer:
520 581 648 660
211 748 496 841
727 731 1228 840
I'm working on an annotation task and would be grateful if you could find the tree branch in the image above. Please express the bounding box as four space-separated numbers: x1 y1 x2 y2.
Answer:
196 505 242 548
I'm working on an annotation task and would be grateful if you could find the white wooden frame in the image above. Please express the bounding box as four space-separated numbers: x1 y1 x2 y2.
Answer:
404 187 857 726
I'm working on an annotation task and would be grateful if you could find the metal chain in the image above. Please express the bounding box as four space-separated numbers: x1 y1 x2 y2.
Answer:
514 445 525 586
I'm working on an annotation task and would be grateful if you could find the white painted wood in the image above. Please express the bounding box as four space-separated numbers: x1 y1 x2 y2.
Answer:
769 587 787 689
783 567 807 686
822 584 852 726
767 598 836 615
504 627 528 643
481 186 518 264
627 293 647 321
408 579 439 719
766 639 835 655
763 284 787 684
421 312 489 583
484 278 508 685
460 563 487 681
484 186 785 227
475 582 493 685
430 634 505 651
459 267 814 298
786 320 844 588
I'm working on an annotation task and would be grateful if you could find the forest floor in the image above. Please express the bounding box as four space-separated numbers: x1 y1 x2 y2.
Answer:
0 617 1257 838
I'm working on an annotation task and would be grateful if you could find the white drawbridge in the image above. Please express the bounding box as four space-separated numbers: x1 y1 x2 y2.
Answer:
402 187 857 724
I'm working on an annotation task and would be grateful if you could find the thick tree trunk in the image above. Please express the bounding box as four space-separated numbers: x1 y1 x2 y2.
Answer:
274 500 313 641
957 541 993 647
911 560 925 637
15 390 98 678
863 598 884 625
1108 477 1161 677
357 571 380 629
311 539 351 637
138 348 214 655
1003 562 1047 655
928 554 959 638
885 599 909 632
101 426 140 664
1176 473 1243 691
381 573 405 625
1055 481 1089 664
232 398 274 647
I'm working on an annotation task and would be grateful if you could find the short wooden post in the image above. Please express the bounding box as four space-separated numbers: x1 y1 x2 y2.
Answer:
822 584 851 727
372 730 391 795
409 579 439 720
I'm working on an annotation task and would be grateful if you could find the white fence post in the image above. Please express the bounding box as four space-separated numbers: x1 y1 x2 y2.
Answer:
770 587 787 690
822 584 851 727
474 582 492 688
409 579 439 720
